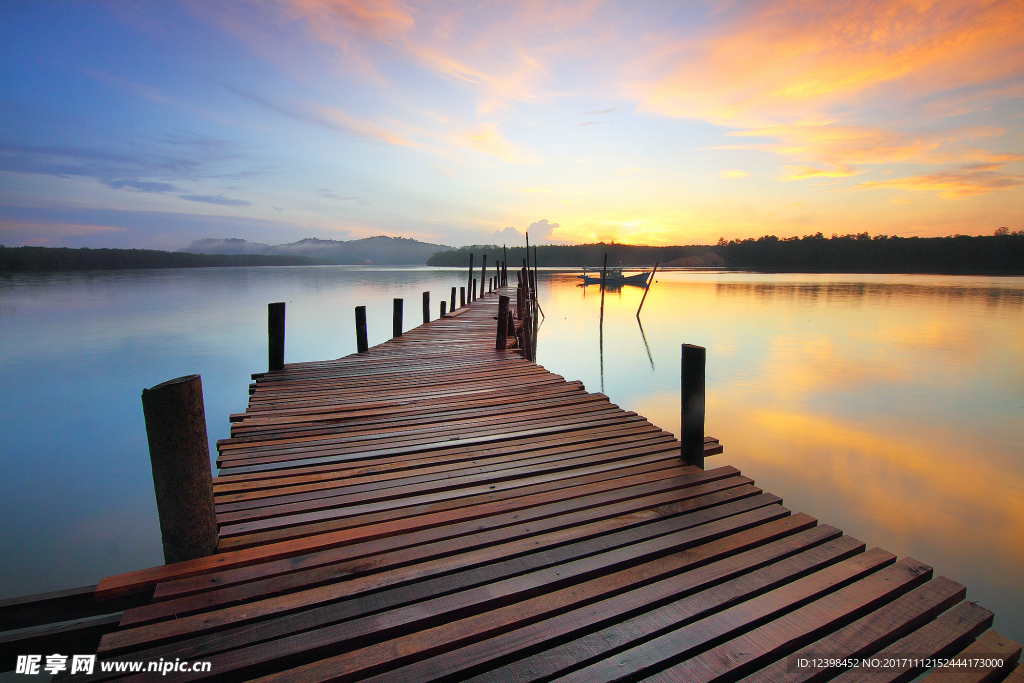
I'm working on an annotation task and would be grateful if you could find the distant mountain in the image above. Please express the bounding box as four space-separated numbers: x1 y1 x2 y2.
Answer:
180 236 452 265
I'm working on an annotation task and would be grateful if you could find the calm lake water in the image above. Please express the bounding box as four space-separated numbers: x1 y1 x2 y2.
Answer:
1 266 1021 646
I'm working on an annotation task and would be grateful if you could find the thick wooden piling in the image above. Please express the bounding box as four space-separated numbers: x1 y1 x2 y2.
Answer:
496 295 509 350
681 343 706 468
450 286 456 313
268 302 285 372
393 298 403 338
354 306 368 353
140 375 218 564
473 278 477 301
460 286 465 308
422 291 430 324
440 301 447 317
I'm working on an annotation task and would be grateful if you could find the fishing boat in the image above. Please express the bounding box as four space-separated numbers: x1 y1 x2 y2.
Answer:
578 266 651 286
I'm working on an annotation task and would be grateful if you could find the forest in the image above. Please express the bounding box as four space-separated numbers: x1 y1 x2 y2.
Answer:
0 246 327 271
427 230 1024 274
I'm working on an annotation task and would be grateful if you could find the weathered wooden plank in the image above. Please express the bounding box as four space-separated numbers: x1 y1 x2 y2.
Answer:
738 576 967 683
829 600 995 683
917 630 1021 683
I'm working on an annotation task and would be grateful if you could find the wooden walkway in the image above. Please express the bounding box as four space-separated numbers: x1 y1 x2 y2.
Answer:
72 288 1020 681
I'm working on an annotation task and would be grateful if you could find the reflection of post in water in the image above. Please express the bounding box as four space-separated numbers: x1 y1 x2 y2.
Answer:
637 316 655 370
599 252 607 393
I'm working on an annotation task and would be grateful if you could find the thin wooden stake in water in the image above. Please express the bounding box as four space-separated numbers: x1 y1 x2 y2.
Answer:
393 298 403 338
268 302 285 372
502 245 507 286
422 291 430 324
466 253 474 305
354 306 368 353
141 374 218 564
681 343 706 469
599 252 608 323
636 261 659 318
481 254 487 297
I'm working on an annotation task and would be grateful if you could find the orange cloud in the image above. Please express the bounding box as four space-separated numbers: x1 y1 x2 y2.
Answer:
463 122 535 163
853 162 1024 198
632 0 1024 125
719 169 750 179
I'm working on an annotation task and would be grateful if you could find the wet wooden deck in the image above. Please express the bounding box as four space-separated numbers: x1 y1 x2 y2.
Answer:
80 287 1020 682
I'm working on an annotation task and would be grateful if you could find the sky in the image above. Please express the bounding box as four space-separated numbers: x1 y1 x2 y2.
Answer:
1 0 1022 250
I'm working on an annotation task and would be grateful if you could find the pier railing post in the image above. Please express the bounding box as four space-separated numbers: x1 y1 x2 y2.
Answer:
460 286 465 308
422 291 430 324
521 312 534 361
496 295 509 350
141 375 218 564
355 306 368 353
393 298 403 337
473 278 477 302
450 286 456 313
681 344 706 469
268 302 285 372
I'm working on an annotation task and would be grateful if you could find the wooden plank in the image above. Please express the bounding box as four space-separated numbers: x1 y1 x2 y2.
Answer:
127 483 766 626
918 630 1022 683
829 600 994 683
0 613 123 672
99 503 798 655
363 527 858 683
739 576 967 683
95 515 823 682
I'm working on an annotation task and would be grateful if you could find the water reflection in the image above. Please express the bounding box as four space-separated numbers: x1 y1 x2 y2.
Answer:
534 269 1024 645
1 267 1021 648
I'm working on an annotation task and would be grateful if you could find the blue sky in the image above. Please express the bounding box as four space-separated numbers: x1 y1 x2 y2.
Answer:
2 0 1022 249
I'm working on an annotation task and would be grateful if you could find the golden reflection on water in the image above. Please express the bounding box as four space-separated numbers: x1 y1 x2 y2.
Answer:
536 270 1024 639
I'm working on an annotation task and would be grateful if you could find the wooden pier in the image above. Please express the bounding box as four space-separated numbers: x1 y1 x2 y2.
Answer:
4 286 1021 682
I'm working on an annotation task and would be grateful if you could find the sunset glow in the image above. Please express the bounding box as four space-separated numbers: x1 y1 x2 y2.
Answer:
1 0 1021 248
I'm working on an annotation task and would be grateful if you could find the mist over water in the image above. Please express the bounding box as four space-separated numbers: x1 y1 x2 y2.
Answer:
1 266 1021 645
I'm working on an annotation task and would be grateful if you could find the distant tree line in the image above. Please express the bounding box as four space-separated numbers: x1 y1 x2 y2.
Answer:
428 230 1024 274
0 246 329 271
426 244 713 268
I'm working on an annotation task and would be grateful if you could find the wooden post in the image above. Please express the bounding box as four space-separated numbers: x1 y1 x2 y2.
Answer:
355 306 368 353
440 301 447 317
141 375 218 564
268 302 285 372
502 245 507 285
467 253 474 305
496 295 510 350
599 252 608 324
481 254 487 297
637 261 659 318
450 286 456 313
460 286 465 308
681 344 706 469
393 298 403 338
473 278 477 301
521 312 533 361
422 291 430 324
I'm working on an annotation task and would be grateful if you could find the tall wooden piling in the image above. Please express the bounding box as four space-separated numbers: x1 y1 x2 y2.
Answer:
681 343 706 469
422 291 430 324
393 298 403 338
473 278 477 301
140 375 218 564
354 306 368 353
467 253 474 305
481 255 487 297
521 312 534 361
268 302 285 372
496 295 510 350
460 287 465 308
450 286 456 313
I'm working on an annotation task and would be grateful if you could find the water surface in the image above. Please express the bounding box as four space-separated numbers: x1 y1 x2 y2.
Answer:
1 266 1020 646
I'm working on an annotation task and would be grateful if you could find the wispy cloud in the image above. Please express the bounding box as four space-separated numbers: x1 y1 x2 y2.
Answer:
178 194 253 206
853 163 1024 198
719 169 750 179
